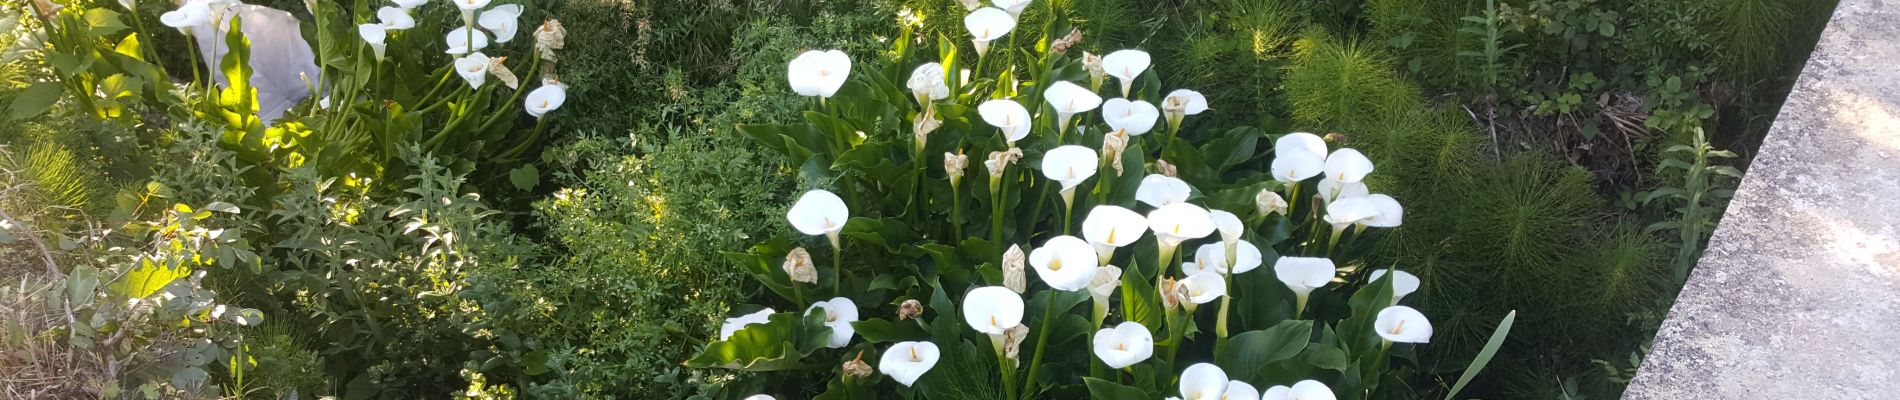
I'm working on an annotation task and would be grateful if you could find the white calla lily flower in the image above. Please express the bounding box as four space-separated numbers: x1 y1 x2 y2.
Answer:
1028 235 1101 291
742 396 775 400
1147 203 1215 264
964 7 1016 57
454 52 491 89
394 0 427 10
1276 132 1329 158
879 341 941 387
1091 321 1154 369
1272 149 1324 183
160 1 212 34
992 0 1032 16
787 189 849 248
1044 81 1102 134
718 308 776 340
445 27 490 55
1323 148 1375 183
907 63 950 106
1102 98 1160 136
451 0 489 24
358 24 389 61
806 297 859 348
1317 178 1369 204
1178 363 1229 400
1225 381 1262 400
1189 241 1263 275
1102 49 1150 98
1274 257 1335 313
1135 174 1192 208
1162 89 1208 133
1280 380 1337 400
1210 210 1244 245
524 84 567 118
1375 306 1433 344
478 4 522 42
962 286 1024 335
1081 205 1148 264
787 49 852 99
1369 269 1421 303
1323 196 1379 232
1088 265 1123 322
1364 194 1403 227
377 6 415 30
979 99 1034 144
1178 272 1227 307
1042 145 1099 191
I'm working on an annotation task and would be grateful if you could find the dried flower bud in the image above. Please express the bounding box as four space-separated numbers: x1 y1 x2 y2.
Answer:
535 20 567 61
1101 131 1128 176
898 299 924 321
489 57 520 89
1323 132 1349 143
1002 244 1027 294
1051 28 1083 55
914 108 942 153
31 0 62 20
1256 189 1288 217
1083 52 1106 90
784 247 818 284
842 351 874 378
1002 324 1030 360
985 148 1024 179
944 151 969 187
1159 276 1181 311
1156 159 1178 177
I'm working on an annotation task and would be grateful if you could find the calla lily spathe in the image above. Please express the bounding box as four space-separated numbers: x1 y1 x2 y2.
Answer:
962 286 1024 335
1273 150 1324 183
1088 265 1123 319
1275 257 1335 310
1102 49 1150 98
806 297 859 348
742 396 774 400
1264 380 1338 400
907 63 949 106
1044 81 1103 134
1375 306 1433 344
787 50 851 99
1162 89 1208 133
1369 269 1420 303
452 0 490 24
1317 178 1369 203
1186 241 1263 275
1210 209 1244 245
1148 203 1215 264
1028 235 1100 291
1178 363 1229 400
1042 145 1099 190
1135 174 1192 208
359 24 389 61
1102 98 1160 136
1178 272 1226 307
478 4 522 42
454 52 491 89
879 341 941 387
1324 148 1375 183
393 0 427 10
1323 196 1380 231
991 0 1032 16
979 99 1034 144
445 27 490 55
718 308 775 340
1081 205 1147 264
159 1 212 34
1277 132 1329 157
787 189 850 247
1225 381 1262 400
964 7 1015 57
524 84 566 118
1364 194 1404 227
377 6 416 30
1092 321 1154 369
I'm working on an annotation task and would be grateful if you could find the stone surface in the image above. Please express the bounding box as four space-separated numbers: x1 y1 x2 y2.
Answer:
1623 0 1900 399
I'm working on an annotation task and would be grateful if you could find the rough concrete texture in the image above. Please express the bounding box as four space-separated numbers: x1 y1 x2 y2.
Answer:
1623 1 1900 399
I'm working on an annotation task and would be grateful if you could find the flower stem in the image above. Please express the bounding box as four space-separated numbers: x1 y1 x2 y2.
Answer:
1019 295 1058 399
952 182 965 240
1214 272 1233 354
832 245 844 297
991 180 1005 245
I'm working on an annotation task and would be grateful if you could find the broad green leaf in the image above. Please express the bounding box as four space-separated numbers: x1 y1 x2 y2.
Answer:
111 258 190 299
1083 377 1149 400
1216 319 1313 382
1443 311 1516 400
9 82 63 120
84 9 129 36
684 311 830 371
851 318 928 344
508 164 541 191
1302 343 1349 371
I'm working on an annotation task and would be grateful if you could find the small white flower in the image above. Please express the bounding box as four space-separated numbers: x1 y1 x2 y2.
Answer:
787 49 852 99
1081 205 1148 264
1102 49 1150 98
524 84 567 118
1091 321 1154 369
445 27 490 55
478 4 523 42
962 286 1024 335
907 62 950 106
1374 306 1433 344
879 341 942 387
454 52 491 89
1135 174 1192 208
1178 363 1229 400
1043 81 1102 134
1369 269 1420 303
358 24 389 61
377 6 416 30
1162 89 1209 133
964 7 1016 57
806 297 860 348
1178 272 1226 305
979 99 1034 144
1323 148 1375 183
1256 189 1288 217
1102 98 1160 136
1041 145 1099 191
718 308 776 340
1028 236 1100 291
786 189 850 245
1274 257 1335 304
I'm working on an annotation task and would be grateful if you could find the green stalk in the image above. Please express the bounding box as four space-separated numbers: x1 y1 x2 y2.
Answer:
1214 271 1232 353
1018 296 1058 399
952 181 965 240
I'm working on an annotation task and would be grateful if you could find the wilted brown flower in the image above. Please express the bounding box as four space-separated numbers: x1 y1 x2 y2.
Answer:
1102 131 1129 176
1156 159 1178 177
842 351 874 378
1002 324 1030 360
534 20 567 61
898 299 924 321
1002 244 1027 294
1051 28 1083 55
783 247 818 284
944 151 969 187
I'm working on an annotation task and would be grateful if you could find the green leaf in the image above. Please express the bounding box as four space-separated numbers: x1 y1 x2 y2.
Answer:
204 201 241 214
84 9 129 36
67 265 101 303
684 311 831 371
508 164 541 191
110 258 190 299
1443 311 1516 400
1302 344 1349 371
9 82 64 120
851 318 928 343
1708 166 1743 179
1216 319 1314 382
1083 377 1150 400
